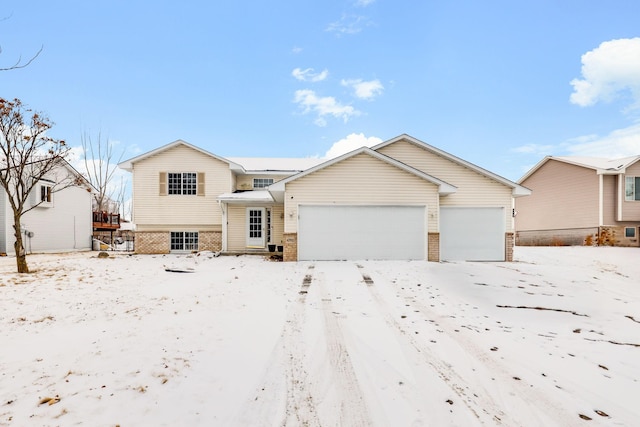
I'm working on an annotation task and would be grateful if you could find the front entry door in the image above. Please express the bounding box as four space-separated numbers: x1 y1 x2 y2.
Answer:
246 207 266 248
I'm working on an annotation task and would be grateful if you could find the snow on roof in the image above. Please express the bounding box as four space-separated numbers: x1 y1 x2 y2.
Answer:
553 155 640 171
217 190 274 203
226 157 324 172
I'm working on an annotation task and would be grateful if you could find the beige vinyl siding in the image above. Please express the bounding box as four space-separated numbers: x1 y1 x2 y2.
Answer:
516 160 598 231
377 139 514 230
284 152 439 233
226 205 283 250
132 144 232 228
271 205 285 246
227 205 246 251
235 174 289 191
623 162 640 221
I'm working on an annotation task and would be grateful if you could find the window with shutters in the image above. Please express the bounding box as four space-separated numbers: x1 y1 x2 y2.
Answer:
160 172 204 196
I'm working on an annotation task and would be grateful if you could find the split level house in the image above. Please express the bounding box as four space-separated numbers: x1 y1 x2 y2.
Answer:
515 155 640 247
0 160 95 255
119 134 530 262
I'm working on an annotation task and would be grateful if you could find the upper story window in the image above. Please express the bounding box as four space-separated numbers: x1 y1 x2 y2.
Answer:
168 172 197 195
625 176 640 201
253 178 274 189
35 181 54 208
41 185 52 203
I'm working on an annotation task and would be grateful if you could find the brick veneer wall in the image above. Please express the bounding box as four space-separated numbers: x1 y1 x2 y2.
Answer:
505 232 514 262
135 231 170 254
135 231 222 254
283 232 297 262
199 231 222 252
427 232 439 262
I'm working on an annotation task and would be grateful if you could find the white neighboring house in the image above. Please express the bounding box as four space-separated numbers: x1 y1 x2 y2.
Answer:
0 160 95 255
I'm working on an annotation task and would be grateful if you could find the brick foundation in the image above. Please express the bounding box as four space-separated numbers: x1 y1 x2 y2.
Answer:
135 231 170 254
505 232 514 262
135 230 222 254
283 232 297 262
198 231 222 252
428 232 439 262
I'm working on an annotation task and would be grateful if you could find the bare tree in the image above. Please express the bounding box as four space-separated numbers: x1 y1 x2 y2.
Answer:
80 131 124 213
0 97 76 273
1 15 43 71
0 45 43 71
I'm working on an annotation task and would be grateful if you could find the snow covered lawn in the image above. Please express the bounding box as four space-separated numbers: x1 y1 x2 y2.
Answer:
1 247 639 426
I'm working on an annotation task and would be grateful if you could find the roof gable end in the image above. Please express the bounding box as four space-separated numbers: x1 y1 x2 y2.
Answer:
374 134 531 196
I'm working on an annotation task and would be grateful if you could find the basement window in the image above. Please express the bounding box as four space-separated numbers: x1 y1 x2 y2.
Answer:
170 231 199 251
625 227 636 238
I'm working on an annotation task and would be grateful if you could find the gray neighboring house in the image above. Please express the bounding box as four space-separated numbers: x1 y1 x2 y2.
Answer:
515 155 640 247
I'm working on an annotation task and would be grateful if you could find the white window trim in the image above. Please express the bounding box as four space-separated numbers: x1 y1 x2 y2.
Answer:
625 227 636 238
37 182 54 208
625 176 640 201
170 231 199 252
168 172 198 195
253 178 274 189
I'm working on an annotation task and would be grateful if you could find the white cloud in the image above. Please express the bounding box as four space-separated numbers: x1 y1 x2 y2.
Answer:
512 123 640 160
341 78 384 99
511 143 557 156
325 133 382 158
355 0 375 6
293 89 359 126
292 68 329 82
326 14 371 36
564 123 640 157
570 38 640 107
291 46 303 54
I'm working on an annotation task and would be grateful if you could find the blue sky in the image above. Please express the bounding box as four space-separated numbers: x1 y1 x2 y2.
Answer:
2 0 640 183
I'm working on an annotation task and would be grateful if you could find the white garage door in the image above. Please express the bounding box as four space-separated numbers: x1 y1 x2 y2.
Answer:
440 207 505 261
298 205 426 261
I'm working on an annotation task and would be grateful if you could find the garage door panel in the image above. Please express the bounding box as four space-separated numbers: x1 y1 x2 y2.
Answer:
440 207 505 261
298 205 425 261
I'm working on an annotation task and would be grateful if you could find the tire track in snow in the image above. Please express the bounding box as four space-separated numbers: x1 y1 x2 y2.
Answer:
367 264 581 427
314 269 373 427
234 265 321 427
357 264 511 425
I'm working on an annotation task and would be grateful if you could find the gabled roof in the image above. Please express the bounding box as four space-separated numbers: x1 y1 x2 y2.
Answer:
519 155 640 183
118 139 243 172
268 146 457 203
373 134 532 197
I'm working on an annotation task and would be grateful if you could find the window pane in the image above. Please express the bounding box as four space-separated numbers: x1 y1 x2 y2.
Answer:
168 173 182 195
253 178 274 188
636 177 640 201
625 227 636 238
183 173 197 195
170 232 184 250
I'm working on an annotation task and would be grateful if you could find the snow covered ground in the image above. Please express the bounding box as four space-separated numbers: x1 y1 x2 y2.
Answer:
1 246 639 426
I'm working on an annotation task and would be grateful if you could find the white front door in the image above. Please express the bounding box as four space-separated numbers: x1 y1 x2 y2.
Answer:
246 207 266 248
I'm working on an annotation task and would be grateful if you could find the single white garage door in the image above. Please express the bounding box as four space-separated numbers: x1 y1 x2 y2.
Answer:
440 207 505 261
298 205 426 261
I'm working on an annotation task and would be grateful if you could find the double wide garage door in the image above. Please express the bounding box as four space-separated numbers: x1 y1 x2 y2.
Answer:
440 207 505 261
298 205 425 261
